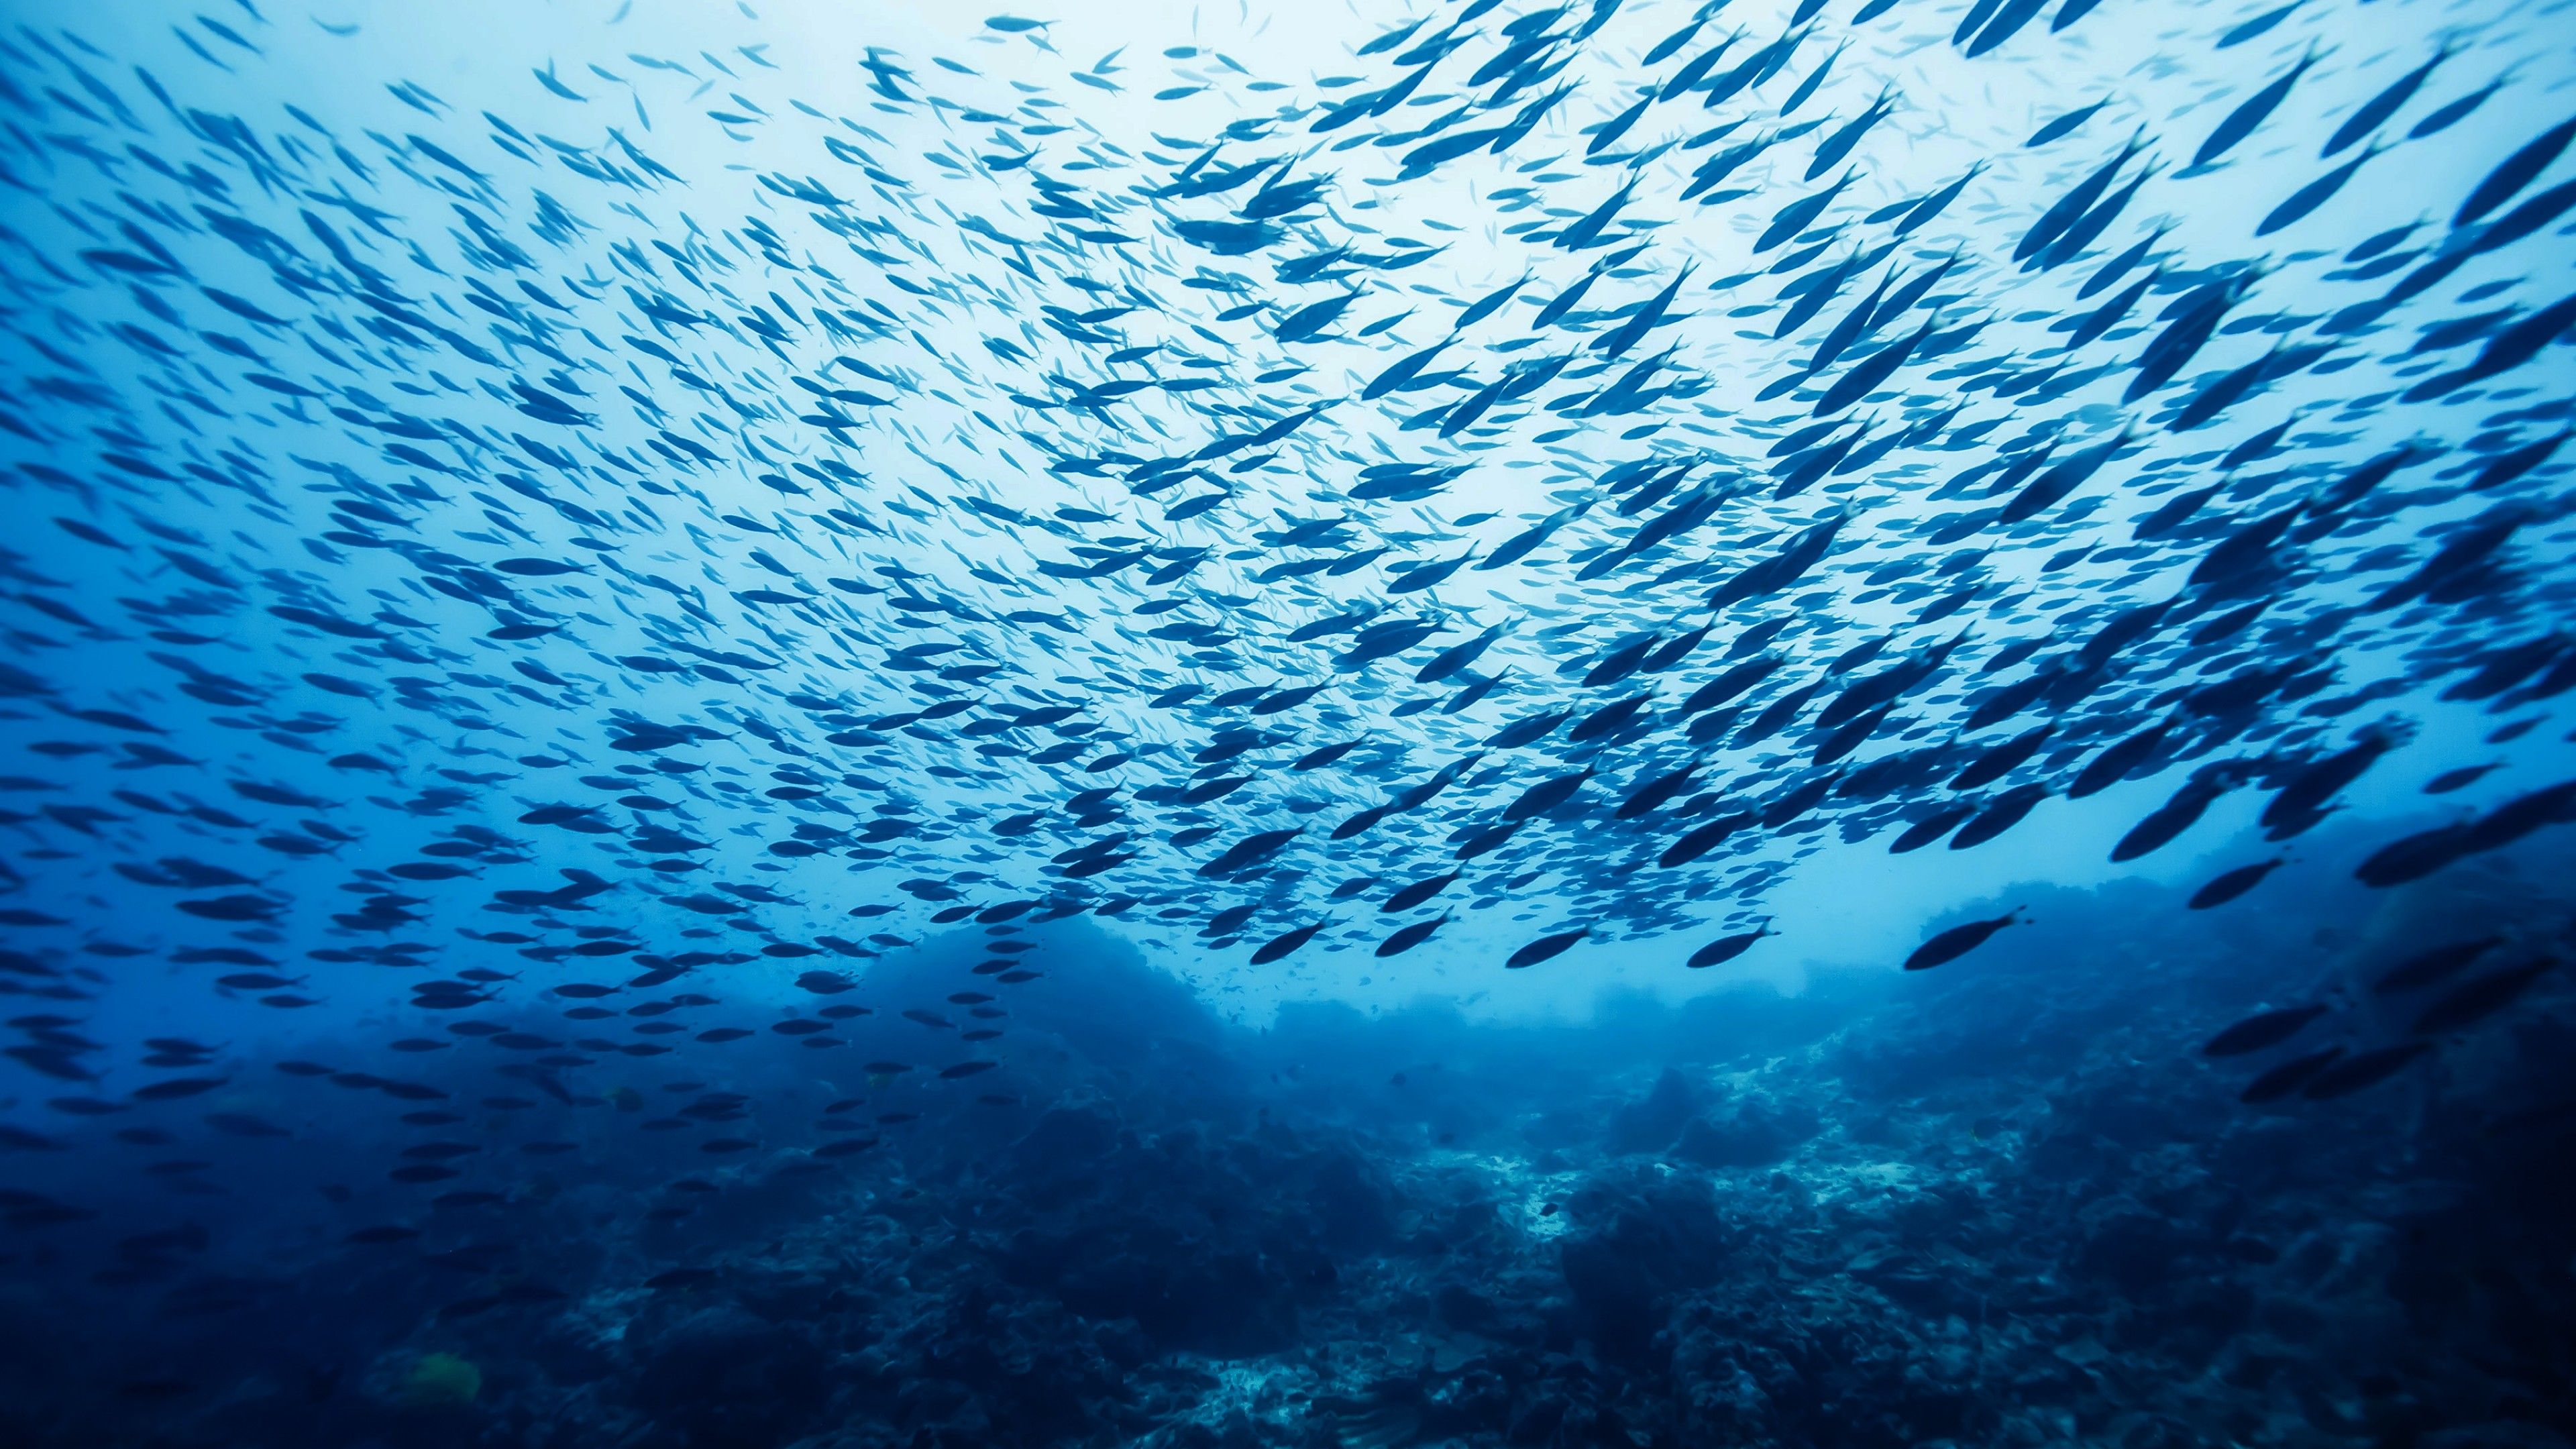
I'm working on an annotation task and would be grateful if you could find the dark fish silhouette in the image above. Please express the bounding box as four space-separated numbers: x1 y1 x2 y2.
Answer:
2409 958 2555 1036
2300 1042 2431 1100
1687 920 1774 968
1905 910 2023 971
2202 1003 2329 1057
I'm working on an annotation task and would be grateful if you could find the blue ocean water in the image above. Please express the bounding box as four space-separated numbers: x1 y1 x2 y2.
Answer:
2 0 2574 1442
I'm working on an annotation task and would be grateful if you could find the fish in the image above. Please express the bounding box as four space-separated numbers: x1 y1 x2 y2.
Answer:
1904 910 2023 971
2187 858 2286 909
1505 926 1589 968
2111 773 2234 862
1376 911 1451 957
1686 920 1774 968
2299 1042 2430 1099
2026 97 2111 148
2239 1046 2347 1104
2409 958 2556 1036
2192 47 2323 169
1250 921 1326 964
2320 40 2454 157
2202 1003 2329 1057
2453 117 2576 227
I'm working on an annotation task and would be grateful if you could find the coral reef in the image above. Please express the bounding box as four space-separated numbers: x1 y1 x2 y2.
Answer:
1 848 2569 1448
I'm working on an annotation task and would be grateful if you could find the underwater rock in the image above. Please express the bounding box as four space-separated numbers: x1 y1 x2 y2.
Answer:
1604 1066 1706 1155
628 1307 826 1449
1007 1102 1126 1194
1307 1148 1397 1254
986 1114 1389 1357
1665 1322 1795 1446
1558 1169 1734 1363
1670 1099 1822 1169
394 1350 481 1409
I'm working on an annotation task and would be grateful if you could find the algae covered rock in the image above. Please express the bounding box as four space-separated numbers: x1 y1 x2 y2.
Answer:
395 1350 480 1409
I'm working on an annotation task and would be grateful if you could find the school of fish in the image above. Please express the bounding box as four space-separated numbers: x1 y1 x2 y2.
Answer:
1 0 2573 1217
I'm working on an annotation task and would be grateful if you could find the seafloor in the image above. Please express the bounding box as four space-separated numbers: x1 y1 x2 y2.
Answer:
4 829 2570 1449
